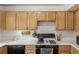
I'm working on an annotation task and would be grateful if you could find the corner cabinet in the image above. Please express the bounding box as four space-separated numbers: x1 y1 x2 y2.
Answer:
28 12 37 30
71 46 79 54
5 12 16 30
16 12 28 30
56 12 65 30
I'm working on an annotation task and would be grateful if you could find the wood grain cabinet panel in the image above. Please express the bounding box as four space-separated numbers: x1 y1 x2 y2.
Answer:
71 46 79 54
75 10 79 31
56 12 65 30
37 12 56 21
16 12 28 30
58 45 71 54
0 46 7 54
28 12 37 30
47 12 56 21
0 12 5 30
37 12 47 21
5 12 16 30
25 45 36 54
65 12 74 30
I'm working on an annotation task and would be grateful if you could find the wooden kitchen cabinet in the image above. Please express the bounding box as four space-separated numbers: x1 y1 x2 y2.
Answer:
58 45 71 54
16 12 28 30
65 12 74 30
5 12 16 30
75 10 79 31
28 12 37 30
56 12 65 30
25 45 36 54
0 12 5 30
37 12 56 21
0 46 7 54
71 46 79 54
37 12 48 21
47 12 56 21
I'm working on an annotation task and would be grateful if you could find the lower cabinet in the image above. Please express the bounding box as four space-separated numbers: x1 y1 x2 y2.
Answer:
0 46 7 54
71 46 79 54
25 45 36 54
0 45 79 54
58 45 71 54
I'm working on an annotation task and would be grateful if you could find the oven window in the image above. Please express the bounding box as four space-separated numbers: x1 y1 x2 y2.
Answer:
40 48 53 54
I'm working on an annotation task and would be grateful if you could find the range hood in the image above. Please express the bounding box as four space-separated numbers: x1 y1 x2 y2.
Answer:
36 22 56 34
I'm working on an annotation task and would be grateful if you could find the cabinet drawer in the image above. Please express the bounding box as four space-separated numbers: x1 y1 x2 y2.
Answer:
26 45 36 48
26 48 36 51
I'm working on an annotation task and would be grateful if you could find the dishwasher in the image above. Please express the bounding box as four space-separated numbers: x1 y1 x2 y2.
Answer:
7 45 25 54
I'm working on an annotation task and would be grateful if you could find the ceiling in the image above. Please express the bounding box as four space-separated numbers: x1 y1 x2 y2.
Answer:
0 4 65 6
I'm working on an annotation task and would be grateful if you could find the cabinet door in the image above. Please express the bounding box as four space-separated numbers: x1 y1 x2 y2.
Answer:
66 12 73 30
0 46 7 54
28 12 37 30
37 12 48 21
25 45 36 54
58 45 71 54
75 10 79 31
0 47 4 54
47 12 56 21
56 12 65 30
5 12 16 30
16 12 28 30
3 46 7 54
0 12 5 30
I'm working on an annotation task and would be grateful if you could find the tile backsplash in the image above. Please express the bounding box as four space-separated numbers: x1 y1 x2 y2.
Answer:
56 31 77 41
0 30 32 42
0 30 79 42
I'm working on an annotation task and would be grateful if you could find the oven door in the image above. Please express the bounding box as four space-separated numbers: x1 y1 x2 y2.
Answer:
40 48 53 54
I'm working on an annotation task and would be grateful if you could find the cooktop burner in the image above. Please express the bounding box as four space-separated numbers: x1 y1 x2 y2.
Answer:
49 40 56 44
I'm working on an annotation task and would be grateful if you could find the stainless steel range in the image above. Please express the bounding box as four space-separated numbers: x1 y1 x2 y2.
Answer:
33 22 58 54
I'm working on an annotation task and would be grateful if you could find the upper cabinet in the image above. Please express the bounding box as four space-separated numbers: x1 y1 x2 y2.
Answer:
56 12 65 30
5 12 16 30
0 11 75 31
75 10 79 31
0 12 5 30
65 12 74 30
37 12 55 21
47 12 56 21
16 12 28 30
37 12 47 21
28 12 37 30
56 12 74 30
